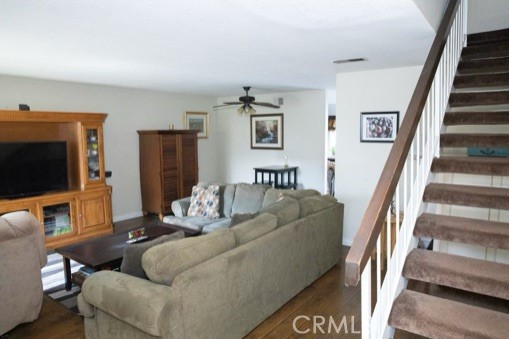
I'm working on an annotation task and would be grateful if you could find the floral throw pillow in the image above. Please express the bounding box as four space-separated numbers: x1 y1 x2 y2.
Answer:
187 184 220 219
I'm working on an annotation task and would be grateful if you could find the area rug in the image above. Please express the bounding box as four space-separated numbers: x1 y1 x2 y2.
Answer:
42 253 82 313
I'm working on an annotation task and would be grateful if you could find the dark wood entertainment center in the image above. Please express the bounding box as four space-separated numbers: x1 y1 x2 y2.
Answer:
0 110 113 249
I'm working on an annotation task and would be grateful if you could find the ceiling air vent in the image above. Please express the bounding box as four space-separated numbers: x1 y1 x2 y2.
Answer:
332 58 367 64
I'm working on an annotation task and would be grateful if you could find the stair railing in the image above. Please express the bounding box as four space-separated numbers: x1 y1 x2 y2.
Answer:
344 0 468 337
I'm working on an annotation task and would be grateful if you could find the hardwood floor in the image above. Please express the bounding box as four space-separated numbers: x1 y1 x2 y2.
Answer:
6 216 363 338
4 295 85 339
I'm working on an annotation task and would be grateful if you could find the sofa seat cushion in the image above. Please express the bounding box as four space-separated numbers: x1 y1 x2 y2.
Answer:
201 218 232 234
143 229 236 285
262 189 321 208
299 195 337 218
187 184 220 219
120 231 185 279
231 213 277 245
231 183 271 215
162 216 229 232
261 196 300 227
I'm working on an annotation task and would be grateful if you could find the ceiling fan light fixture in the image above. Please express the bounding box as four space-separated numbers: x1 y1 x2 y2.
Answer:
237 105 256 115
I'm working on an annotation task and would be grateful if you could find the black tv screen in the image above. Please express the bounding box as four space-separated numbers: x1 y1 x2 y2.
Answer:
0 141 69 199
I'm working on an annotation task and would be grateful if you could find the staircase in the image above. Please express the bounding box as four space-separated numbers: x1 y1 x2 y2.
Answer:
388 28 509 338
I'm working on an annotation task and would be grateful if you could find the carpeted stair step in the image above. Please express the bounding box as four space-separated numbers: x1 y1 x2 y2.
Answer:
457 57 509 75
443 111 509 125
431 156 509 175
414 213 509 250
403 249 509 299
453 73 509 89
440 133 509 147
468 28 509 46
423 183 509 209
389 290 509 339
449 91 509 107
461 42 509 61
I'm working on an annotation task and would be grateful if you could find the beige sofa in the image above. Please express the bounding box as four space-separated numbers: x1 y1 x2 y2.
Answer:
0 211 47 335
78 192 344 338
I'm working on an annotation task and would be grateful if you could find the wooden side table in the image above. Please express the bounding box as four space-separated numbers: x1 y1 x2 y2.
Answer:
254 166 298 189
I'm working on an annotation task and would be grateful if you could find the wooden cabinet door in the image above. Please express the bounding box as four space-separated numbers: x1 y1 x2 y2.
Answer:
77 188 112 233
179 133 198 198
162 135 180 213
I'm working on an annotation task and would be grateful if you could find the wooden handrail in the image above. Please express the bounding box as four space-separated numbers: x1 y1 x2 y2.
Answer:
345 0 461 287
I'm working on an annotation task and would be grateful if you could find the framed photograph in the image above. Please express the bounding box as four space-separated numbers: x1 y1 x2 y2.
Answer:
184 111 209 139
250 113 284 150
360 111 399 143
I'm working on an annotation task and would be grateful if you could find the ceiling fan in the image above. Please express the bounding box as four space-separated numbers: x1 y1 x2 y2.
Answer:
213 86 280 115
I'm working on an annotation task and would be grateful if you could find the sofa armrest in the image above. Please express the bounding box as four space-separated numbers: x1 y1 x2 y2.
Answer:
171 197 191 217
80 271 183 337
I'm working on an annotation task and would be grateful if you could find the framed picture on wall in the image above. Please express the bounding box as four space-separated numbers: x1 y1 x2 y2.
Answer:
360 111 399 143
250 113 284 150
184 111 209 139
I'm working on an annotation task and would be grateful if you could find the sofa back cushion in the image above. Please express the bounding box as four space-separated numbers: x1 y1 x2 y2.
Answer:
231 213 277 245
198 182 237 218
299 195 337 218
231 183 271 215
221 184 237 217
262 189 320 208
260 196 300 227
142 229 235 285
0 218 16 241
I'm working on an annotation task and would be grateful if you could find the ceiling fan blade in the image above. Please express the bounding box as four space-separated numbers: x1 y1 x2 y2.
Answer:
251 102 281 109
212 101 243 108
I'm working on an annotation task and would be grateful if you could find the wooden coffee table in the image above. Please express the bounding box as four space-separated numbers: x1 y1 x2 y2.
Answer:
55 223 199 290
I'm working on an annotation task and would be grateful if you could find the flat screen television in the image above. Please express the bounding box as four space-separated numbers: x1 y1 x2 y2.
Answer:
0 141 69 199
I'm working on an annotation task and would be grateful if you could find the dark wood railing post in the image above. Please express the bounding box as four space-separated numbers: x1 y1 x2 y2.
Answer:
345 0 461 287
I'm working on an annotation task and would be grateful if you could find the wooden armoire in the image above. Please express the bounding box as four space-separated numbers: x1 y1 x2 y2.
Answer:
137 130 198 219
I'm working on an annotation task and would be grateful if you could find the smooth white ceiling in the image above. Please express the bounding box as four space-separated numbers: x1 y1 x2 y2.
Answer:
0 0 434 96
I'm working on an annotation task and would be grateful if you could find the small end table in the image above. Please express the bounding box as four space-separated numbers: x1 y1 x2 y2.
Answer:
254 166 298 189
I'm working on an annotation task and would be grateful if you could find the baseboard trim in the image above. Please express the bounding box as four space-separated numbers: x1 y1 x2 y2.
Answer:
113 211 144 223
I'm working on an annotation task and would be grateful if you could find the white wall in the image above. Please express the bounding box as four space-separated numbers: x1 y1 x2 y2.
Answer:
468 0 509 34
0 75 217 221
335 66 422 245
215 90 327 192
412 0 447 31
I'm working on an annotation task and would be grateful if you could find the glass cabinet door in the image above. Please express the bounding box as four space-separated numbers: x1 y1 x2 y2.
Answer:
42 202 75 239
83 125 105 186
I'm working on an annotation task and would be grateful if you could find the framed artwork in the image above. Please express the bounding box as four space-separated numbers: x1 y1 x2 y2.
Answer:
360 111 399 143
184 111 209 139
250 113 284 150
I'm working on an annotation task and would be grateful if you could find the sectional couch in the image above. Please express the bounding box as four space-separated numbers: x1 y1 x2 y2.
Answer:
78 185 344 338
